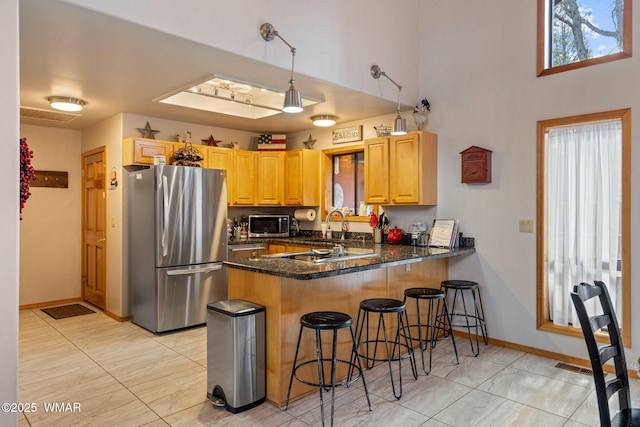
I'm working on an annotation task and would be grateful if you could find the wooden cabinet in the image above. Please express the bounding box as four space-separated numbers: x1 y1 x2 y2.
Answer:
256 152 284 205
284 149 321 206
122 137 172 166
229 150 256 205
206 146 234 170
268 243 286 254
363 136 390 204
364 131 437 205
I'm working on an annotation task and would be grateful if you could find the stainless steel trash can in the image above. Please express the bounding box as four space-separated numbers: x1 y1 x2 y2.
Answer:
207 299 266 413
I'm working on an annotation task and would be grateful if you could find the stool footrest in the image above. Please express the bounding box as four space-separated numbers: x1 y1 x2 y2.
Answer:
291 358 364 389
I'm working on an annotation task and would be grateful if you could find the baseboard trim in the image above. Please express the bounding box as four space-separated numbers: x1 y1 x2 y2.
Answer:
104 309 130 322
19 297 82 310
452 330 637 378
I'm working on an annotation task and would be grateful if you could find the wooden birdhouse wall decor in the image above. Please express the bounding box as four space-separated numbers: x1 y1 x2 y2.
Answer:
460 146 492 183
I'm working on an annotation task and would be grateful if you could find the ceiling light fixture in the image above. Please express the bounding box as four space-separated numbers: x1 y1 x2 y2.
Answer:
46 96 87 112
260 23 303 113
370 65 406 135
310 114 338 127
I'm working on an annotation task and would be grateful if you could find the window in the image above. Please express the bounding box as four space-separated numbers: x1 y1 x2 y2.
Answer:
537 0 632 76
321 145 373 223
536 109 630 344
331 152 365 215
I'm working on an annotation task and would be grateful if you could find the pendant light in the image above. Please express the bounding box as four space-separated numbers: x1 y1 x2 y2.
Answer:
370 65 406 135
260 23 303 113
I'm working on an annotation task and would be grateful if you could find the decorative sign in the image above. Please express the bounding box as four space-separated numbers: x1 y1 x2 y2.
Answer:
332 125 363 144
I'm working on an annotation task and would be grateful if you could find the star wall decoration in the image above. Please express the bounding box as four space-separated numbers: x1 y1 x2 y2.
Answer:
137 121 160 139
202 135 222 147
303 134 316 149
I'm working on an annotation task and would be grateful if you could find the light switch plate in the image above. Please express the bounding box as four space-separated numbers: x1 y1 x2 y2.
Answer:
519 219 534 233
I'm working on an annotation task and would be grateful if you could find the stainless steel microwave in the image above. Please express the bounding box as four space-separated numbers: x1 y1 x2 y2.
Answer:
248 215 290 238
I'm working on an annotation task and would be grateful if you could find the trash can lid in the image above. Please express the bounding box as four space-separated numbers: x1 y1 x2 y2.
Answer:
207 299 265 317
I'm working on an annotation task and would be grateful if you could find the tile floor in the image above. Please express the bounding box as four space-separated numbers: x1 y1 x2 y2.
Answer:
17 303 640 426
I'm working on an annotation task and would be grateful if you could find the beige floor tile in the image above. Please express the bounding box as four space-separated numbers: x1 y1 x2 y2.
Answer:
19 364 125 405
127 363 208 417
476 366 592 418
23 388 159 427
19 350 98 386
430 353 505 387
101 347 201 387
398 375 472 417
434 389 567 426
510 353 595 388
164 400 298 427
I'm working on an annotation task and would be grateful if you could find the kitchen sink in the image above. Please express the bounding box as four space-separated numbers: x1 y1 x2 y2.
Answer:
261 249 377 264
311 252 377 264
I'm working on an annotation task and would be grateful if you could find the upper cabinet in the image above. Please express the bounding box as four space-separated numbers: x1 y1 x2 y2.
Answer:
284 149 321 206
229 150 256 206
123 138 322 207
364 131 437 205
255 152 285 205
123 137 172 166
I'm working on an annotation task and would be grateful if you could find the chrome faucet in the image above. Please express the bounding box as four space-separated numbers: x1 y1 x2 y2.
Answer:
325 208 346 240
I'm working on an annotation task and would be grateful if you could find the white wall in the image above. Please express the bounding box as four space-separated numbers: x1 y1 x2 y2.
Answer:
420 0 640 359
19 125 82 306
62 0 421 106
1 0 19 423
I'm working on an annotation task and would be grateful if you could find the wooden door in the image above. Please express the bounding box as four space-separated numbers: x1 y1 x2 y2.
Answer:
256 152 284 205
230 150 256 205
82 148 106 309
364 137 390 204
389 133 420 204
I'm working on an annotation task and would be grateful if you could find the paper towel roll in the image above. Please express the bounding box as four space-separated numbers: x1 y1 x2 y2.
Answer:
294 209 316 222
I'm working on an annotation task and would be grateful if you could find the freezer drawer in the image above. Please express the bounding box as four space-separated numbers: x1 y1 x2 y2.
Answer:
131 262 227 333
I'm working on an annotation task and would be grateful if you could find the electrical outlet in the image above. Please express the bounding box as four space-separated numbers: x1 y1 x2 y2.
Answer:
519 219 534 233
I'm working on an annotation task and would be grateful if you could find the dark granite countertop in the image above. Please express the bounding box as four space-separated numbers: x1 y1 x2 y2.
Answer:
225 238 475 280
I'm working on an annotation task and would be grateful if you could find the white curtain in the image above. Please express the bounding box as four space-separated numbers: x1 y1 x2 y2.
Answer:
545 120 622 326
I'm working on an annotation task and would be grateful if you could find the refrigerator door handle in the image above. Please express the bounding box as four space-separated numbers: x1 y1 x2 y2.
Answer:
166 264 223 276
161 174 169 257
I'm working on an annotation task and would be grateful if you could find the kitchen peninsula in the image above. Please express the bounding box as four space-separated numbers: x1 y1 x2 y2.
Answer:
224 240 475 406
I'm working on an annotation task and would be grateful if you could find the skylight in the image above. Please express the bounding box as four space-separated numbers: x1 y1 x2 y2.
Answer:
155 75 320 119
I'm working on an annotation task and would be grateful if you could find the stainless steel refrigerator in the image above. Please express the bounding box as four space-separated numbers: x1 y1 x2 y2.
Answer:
128 165 227 333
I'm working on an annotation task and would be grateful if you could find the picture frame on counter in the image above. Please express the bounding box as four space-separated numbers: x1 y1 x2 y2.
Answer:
332 125 363 144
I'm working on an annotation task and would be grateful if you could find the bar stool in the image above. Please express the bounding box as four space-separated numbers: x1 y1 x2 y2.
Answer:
402 287 459 374
440 280 488 356
353 298 417 400
284 311 371 426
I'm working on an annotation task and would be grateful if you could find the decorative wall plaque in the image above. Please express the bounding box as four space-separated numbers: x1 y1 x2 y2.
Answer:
332 125 363 144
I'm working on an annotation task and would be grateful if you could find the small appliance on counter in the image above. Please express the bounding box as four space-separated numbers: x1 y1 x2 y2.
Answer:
387 226 404 244
248 214 289 238
409 223 429 246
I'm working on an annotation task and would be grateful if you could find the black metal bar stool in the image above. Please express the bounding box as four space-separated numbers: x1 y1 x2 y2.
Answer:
402 287 459 374
284 311 371 426
440 280 488 356
353 298 417 400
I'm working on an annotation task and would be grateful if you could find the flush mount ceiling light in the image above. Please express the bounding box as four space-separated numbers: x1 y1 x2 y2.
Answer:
310 114 338 127
46 96 87 112
155 75 320 120
370 65 406 135
260 23 303 113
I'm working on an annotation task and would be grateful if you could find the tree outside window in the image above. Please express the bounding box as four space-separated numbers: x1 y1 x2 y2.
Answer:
537 0 632 76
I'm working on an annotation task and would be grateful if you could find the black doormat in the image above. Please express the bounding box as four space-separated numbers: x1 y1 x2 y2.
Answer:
41 304 96 320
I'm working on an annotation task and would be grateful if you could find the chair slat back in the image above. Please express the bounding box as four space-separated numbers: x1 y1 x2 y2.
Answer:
571 281 630 427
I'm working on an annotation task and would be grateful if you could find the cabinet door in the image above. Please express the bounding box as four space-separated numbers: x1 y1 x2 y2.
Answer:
123 138 171 166
389 134 421 204
206 147 233 170
284 149 320 206
268 243 286 254
230 151 256 205
256 152 284 205
364 137 390 204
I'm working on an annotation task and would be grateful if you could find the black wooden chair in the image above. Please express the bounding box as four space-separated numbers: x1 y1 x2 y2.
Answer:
571 281 640 426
